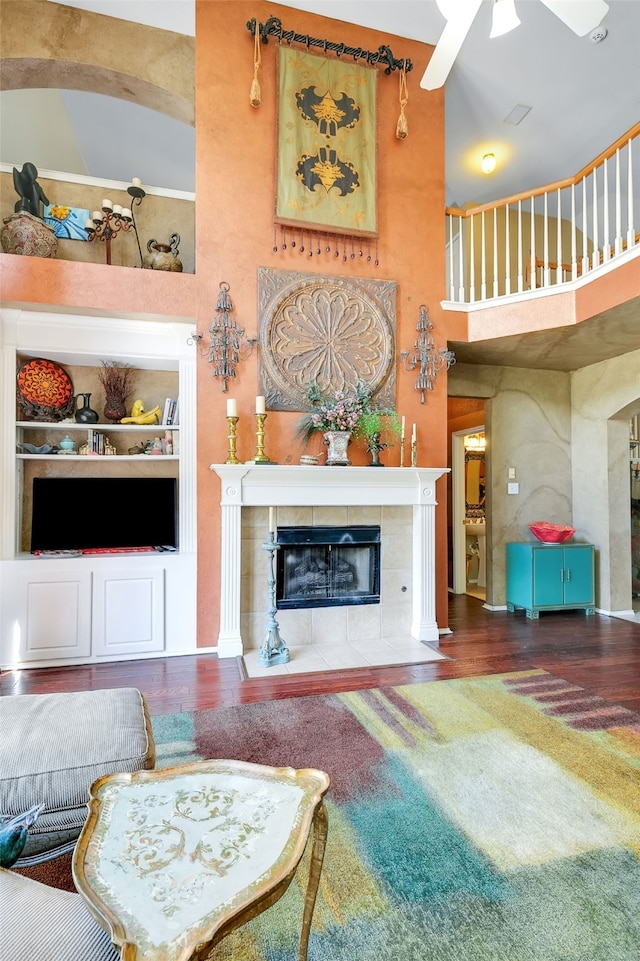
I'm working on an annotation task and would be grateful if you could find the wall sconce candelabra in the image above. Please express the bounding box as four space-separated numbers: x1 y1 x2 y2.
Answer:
84 179 145 266
400 304 456 403
208 281 255 392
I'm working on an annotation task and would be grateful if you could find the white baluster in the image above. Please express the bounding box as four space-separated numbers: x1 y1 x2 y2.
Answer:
614 147 622 255
582 176 589 276
603 157 610 262
570 183 577 280
517 199 523 292
543 192 550 286
592 166 599 271
556 187 562 285
530 195 536 289
469 214 476 303
459 216 466 303
480 210 487 301
627 136 635 249
505 203 512 295
492 207 499 298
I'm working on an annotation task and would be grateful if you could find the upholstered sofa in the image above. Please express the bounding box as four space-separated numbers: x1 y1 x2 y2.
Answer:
0 687 155 865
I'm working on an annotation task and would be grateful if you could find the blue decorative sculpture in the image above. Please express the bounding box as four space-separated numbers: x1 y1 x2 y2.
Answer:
0 804 44 868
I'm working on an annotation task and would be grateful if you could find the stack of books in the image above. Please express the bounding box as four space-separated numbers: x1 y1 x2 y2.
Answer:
162 398 179 426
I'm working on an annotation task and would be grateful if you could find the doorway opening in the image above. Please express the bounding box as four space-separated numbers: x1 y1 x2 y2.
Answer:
448 397 486 602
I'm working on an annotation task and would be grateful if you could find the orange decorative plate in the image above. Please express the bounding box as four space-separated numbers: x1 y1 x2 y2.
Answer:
17 358 74 420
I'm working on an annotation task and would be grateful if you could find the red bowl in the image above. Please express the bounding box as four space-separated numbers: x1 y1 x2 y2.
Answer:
528 522 576 544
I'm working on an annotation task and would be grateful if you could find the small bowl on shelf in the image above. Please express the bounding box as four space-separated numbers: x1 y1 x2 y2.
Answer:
528 521 575 544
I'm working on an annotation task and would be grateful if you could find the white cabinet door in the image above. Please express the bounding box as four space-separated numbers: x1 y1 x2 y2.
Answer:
16 569 92 661
92 566 165 656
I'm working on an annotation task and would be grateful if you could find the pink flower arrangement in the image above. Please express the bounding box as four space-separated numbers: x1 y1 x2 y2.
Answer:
297 380 372 442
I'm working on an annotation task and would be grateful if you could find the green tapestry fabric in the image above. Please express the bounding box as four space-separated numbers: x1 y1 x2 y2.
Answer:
149 670 640 961
276 49 377 235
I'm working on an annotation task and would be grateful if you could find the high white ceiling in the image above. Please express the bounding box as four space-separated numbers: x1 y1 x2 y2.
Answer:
2 0 639 206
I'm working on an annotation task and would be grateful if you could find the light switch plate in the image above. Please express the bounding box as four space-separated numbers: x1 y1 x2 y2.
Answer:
507 482 519 494
508 467 516 479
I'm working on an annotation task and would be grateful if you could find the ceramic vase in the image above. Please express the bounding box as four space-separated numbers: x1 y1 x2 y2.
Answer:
143 233 183 272
324 431 352 466
1 211 58 258
74 392 99 424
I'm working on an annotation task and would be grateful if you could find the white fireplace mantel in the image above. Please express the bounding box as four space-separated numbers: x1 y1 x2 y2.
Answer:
210 465 449 658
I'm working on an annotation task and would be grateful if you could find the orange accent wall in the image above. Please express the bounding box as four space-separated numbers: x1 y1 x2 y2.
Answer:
0 0 452 646
195 1 450 645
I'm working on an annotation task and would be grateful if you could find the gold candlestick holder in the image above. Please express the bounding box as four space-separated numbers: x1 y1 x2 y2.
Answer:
411 439 417 467
400 435 406 467
250 412 275 464
225 416 240 464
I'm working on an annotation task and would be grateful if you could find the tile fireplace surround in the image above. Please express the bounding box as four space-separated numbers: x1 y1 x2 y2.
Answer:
210 466 449 660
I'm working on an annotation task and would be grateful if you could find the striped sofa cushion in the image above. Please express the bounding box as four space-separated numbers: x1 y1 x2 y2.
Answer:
1 867 120 960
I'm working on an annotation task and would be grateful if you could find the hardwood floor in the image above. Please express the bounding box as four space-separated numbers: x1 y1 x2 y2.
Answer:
2 595 638 715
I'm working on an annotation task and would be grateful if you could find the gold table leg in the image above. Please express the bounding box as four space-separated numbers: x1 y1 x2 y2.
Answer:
298 801 329 961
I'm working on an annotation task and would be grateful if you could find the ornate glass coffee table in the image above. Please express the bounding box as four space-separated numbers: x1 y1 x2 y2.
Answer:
72 759 330 961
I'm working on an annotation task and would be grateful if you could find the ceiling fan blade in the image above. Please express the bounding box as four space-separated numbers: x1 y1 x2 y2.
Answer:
539 0 609 36
420 0 483 90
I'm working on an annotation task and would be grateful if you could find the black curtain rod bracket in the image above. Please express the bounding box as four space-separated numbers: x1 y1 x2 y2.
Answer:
246 17 412 75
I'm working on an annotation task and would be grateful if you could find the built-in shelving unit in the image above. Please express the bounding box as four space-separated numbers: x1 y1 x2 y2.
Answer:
0 308 198 669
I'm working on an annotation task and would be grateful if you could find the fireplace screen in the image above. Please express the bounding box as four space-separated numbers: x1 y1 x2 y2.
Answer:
276 526 381 610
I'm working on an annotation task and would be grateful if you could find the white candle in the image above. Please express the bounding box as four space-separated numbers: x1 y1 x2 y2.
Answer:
131 177 142 188
256 395 266 414
92 211 103 222
226 399 238 417
112 204 123 216
269 507 275 533
121 208 132 220
84 218 94 229
102 198 113 211
401 415 405 438
412 423 417 443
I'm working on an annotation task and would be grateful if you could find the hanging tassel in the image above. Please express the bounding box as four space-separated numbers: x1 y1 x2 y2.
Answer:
250 24 262 108
396 66 408 140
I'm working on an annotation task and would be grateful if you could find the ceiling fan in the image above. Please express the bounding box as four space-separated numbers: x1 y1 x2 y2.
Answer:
420 0 610 90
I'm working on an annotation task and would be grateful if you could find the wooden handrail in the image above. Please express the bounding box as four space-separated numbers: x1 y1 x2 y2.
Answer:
446 122 640 220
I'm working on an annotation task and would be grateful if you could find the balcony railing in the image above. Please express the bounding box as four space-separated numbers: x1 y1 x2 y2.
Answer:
445 122 639 305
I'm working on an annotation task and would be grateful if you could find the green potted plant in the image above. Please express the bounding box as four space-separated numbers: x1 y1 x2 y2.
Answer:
354 407 402 466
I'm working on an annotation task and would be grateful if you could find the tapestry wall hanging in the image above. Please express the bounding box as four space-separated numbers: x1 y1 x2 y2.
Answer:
257 267 395 411
276 50 377 238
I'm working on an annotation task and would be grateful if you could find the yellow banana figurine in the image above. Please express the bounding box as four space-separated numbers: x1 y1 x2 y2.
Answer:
120 400 162 425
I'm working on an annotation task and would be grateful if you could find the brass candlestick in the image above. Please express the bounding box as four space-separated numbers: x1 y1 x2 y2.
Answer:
253 412 273 464
400 435 406 467
225 416 240 464
411 439 417 467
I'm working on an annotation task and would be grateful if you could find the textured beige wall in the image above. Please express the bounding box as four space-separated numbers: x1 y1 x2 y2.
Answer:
1 171 195 272
571 347 640 613
449 363 572 604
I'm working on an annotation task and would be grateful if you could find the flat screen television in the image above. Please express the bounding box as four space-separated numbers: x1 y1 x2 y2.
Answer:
30 477 178 552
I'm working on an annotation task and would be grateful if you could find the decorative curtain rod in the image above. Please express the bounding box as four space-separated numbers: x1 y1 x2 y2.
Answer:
246 17 413 75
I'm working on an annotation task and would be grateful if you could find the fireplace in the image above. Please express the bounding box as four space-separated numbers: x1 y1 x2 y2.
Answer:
210 465 449 657
276 526 381 610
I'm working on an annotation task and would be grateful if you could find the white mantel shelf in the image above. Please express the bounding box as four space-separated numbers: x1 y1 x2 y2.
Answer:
210 465 449 657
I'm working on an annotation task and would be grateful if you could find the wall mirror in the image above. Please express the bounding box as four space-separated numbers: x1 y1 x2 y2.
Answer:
465 450 485 519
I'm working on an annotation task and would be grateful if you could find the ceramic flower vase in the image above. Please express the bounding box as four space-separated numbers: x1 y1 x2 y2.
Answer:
324 431 352 466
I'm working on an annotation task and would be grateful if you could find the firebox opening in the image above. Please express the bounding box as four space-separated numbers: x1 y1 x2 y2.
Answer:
276 526 381 610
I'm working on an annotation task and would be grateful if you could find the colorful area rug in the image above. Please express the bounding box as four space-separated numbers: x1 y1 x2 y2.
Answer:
20 670 640 959
148 669 640 960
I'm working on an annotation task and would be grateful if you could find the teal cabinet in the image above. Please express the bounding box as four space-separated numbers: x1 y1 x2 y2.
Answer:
506 543 595 619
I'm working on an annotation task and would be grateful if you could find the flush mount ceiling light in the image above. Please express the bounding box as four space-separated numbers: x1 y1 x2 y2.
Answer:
489 0 521 38
481 153 496 174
